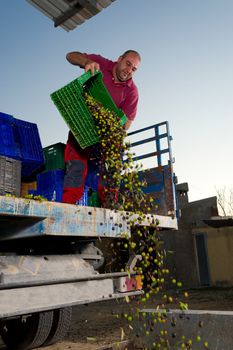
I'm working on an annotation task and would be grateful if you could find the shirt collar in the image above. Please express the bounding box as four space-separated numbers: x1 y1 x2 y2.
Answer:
107 62 132 87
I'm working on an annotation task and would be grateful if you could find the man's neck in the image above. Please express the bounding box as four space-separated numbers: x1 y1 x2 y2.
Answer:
112 64 120 83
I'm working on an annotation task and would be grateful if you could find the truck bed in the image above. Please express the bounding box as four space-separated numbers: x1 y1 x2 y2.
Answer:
0 195 177 242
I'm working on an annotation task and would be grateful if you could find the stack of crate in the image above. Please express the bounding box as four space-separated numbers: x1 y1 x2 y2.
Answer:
28 142 102 206
42 143 101 206
29 143 66 202
0 112 45 197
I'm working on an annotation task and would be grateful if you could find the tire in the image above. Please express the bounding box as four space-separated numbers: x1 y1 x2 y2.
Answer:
43 307 72 346
1 311 53 350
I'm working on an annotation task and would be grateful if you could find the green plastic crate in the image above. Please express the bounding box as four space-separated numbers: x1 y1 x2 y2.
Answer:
43 143 65 171
88 191 101 207
50 71 128 149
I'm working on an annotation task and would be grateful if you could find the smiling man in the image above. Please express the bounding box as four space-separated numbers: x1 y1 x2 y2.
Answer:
62 50 141 204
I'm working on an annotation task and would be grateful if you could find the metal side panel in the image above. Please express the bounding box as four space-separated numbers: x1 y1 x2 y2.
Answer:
128 213 178 230
0 254 143 318
0 280 143 319
0 196 130 240
0 196 177 240
0 279 113 318
0 255 97 287
151 214 177 230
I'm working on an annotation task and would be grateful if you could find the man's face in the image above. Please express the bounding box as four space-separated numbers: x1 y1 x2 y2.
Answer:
115 53 140 82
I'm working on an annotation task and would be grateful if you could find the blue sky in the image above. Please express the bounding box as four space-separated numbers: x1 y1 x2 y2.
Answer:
0 1 232 202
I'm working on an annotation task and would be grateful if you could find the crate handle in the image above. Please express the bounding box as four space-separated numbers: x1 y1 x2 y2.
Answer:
77 70 101 86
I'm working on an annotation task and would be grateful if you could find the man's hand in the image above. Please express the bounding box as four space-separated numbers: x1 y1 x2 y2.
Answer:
124 120 132 130
85 61 100 75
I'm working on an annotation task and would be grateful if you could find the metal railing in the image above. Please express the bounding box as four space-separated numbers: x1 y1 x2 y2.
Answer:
127 121 174 167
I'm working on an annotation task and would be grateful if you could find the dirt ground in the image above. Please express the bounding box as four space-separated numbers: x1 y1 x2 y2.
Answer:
0 287 232 350
37 287 233 350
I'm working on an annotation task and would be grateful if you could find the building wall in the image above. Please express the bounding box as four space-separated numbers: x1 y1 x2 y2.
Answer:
193 227 233 286
163 190 233 288
161 229 199 288
179 196 218 228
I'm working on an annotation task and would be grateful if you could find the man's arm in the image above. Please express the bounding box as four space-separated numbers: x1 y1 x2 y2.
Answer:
66 51 99 75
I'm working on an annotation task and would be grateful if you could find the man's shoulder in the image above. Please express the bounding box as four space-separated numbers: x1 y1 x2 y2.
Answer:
127 79 139 94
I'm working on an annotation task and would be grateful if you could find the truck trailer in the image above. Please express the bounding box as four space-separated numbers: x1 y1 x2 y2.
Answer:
0 121 177 349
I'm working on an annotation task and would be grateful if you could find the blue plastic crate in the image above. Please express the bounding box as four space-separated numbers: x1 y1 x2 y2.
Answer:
13 118 45 178
0 113 21 159
76 186 89 206
32 169 65 202
0 113 45 178
86 159 100 191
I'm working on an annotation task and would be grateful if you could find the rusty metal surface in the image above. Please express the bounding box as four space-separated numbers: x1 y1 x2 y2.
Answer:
0 196 177 241
0 196 130 240
140 164 176 217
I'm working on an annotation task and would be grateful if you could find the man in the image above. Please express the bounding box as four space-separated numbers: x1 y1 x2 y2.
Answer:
62 50 141 204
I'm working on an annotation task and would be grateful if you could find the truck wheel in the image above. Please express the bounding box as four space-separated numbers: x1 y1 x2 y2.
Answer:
43 307 72 346
0 311 53 349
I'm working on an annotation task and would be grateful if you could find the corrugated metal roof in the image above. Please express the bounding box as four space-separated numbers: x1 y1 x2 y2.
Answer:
26 0 116 31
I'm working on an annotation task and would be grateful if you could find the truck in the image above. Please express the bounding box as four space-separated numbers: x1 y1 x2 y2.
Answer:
0 120 177 349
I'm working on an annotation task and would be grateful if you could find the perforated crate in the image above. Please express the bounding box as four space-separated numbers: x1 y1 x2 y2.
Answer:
76 186 88 206
13 118 45 178
88 191 101 207
86 159 100 191
30 169 64 202
0 156 21 196
0 112 21 159
43 143 65 171
0 113 45 178
50 71 128 149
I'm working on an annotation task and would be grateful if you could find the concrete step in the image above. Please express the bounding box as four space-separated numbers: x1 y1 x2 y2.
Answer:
133 309 233 349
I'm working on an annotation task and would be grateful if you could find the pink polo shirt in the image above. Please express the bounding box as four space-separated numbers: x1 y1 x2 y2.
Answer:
84 54 139 121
